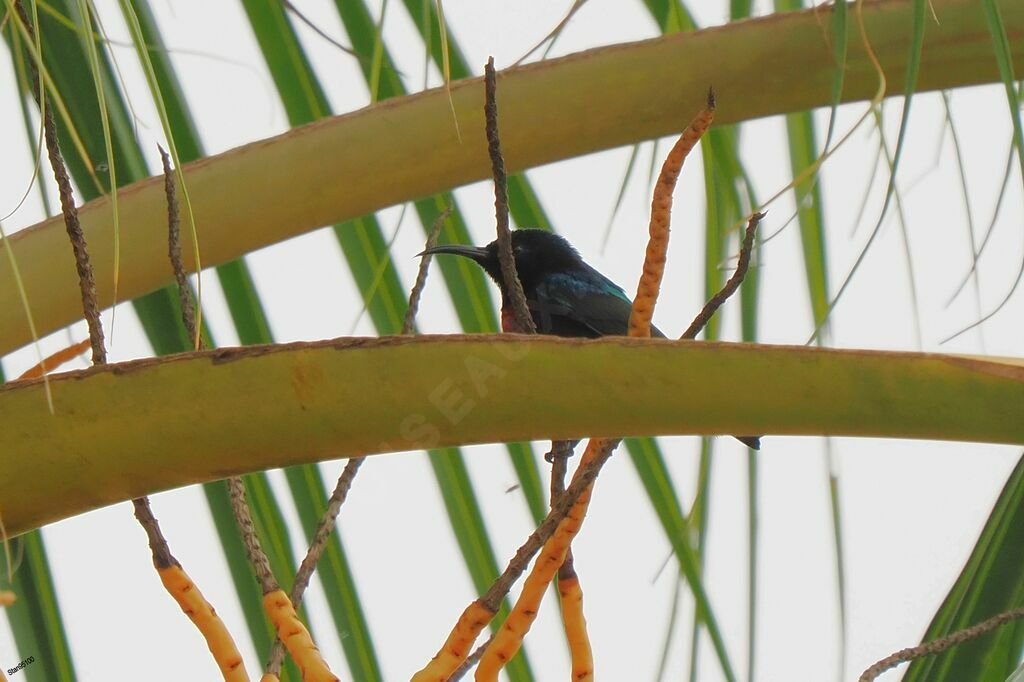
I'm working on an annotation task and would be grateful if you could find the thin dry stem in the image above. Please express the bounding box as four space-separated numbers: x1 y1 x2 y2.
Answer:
163 149 279 602
482 439 619 613
450 634 493 681
132 496 177 569
476 438 619 678
404 206 452 335
265 456 364 674
13 0 105 364
281 0 358 57
269 213 453 674
484 56 535 334
486 56 584 661
474 93 718 680
681 211 764 340
546 442 580 580
160 145 198 349
629 87 715 338
548 443 570 498
858 607 1024 682
227 477 278 595
13 0 183 573
426 440 619 681
290 456 366 606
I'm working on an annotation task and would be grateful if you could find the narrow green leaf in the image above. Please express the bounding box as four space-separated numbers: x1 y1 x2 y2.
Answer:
902 454 1024 682
324 4 536 676
8 27 54 219
736 145 763 682
599 143 641 252
941 91 986 329
1 534 74 682
0 359 78 682
685 133 733 682
642 0 697 32
638 6 760 680
241 2 533 677
398 0 558 530
776 83 831 326
810 0 927 342
871 105 923 348
26 4 311 678
687 437 714 682
656 577 683 681
774 2 851 677
948 0 1024 340
824 0 848 149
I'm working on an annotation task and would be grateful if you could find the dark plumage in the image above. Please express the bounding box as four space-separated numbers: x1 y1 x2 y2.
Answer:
421 228 760 449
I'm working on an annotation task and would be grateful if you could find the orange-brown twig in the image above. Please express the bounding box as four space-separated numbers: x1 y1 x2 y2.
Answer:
16 339 90 379
548 445 592 678
263 589 339 682
474 92 716 681
153 147 257 681
414 601 496 681
136 498 250 680
11 8 245 676
0 590 15 607
475 438 618 679
629 87 716 337
557 555 593 681
414 444 617 681
490 54 586 670
268 209 452 677
265 456 363 676
159 563 248 682
230 473 338 680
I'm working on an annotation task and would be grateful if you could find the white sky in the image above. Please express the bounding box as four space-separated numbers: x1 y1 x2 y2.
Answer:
0 1 1022 681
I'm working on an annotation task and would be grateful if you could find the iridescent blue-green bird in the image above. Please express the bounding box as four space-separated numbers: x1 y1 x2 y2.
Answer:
422 228 760 449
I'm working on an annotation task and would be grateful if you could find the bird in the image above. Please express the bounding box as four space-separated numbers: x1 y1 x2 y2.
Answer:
421 228 760 450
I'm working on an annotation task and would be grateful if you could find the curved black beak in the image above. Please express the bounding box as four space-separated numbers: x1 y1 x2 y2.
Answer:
417 244 489 263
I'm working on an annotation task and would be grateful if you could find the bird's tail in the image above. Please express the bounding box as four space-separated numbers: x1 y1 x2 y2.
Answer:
735 435 761 450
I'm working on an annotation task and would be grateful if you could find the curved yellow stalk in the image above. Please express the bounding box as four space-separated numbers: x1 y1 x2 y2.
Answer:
0 0 1018 355
1 336 1021 538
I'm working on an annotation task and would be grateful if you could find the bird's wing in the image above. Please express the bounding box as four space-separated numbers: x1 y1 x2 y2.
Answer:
532 270 665 338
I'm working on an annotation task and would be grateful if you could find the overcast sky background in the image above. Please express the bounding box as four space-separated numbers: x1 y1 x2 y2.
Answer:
0 1 1022 680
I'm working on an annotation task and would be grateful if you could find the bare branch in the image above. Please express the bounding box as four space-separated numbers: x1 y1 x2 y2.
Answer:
485 56 535 334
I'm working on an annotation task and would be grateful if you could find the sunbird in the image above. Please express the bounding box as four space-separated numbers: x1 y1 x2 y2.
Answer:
422 228 760 450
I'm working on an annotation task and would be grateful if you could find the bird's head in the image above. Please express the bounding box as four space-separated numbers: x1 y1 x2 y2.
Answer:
420 228 583 293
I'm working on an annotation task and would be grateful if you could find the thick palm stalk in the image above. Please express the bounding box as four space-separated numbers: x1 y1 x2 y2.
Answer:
1 336 1022 537
0 0 1021 354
